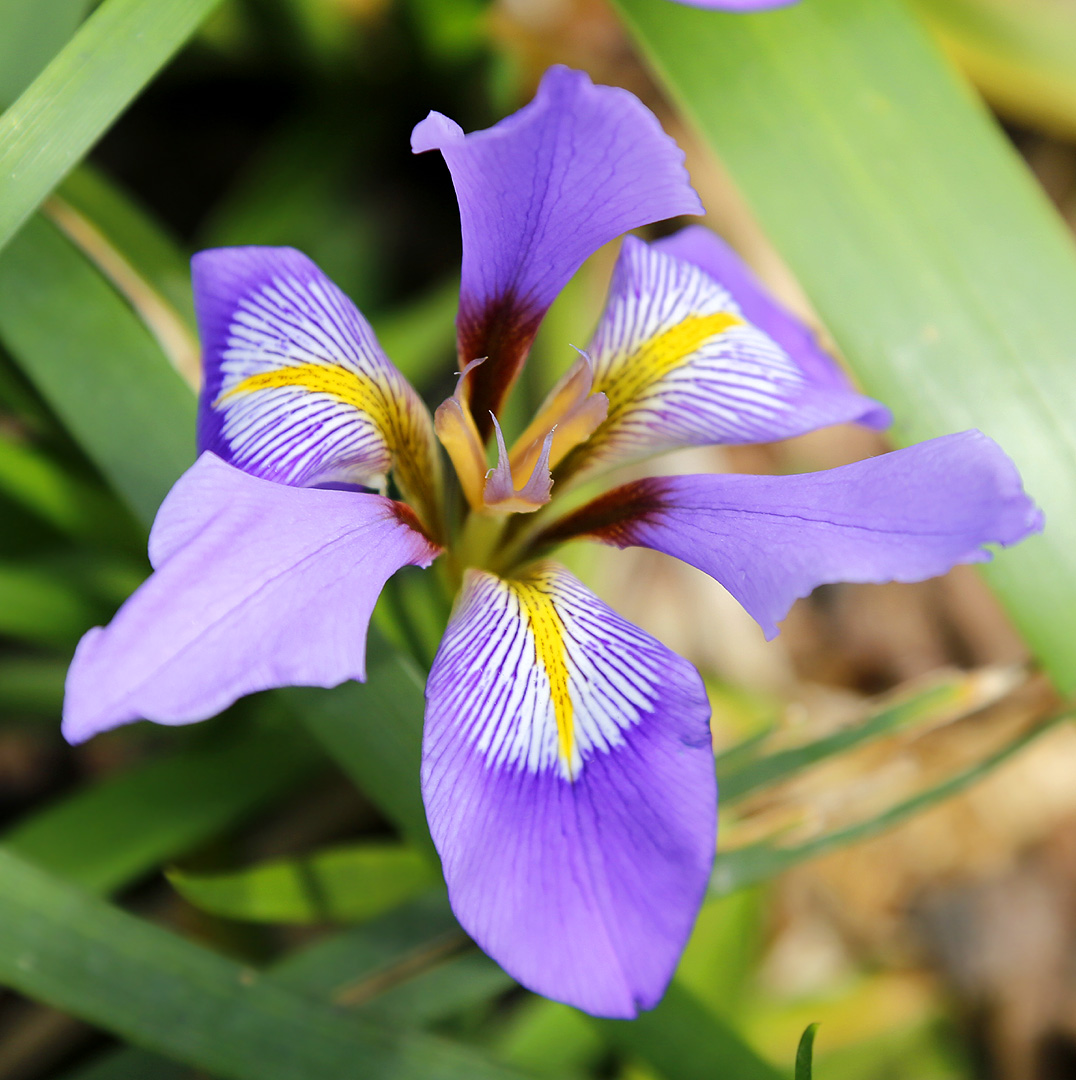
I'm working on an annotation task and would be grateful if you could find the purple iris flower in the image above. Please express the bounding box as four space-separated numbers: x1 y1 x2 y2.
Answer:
63 66 1042 1019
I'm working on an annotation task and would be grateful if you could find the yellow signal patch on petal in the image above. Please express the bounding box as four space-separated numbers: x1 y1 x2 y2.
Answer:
554 237 809 484
508 570 575 775
555 311 744 482
219 363 386 421
221 361 440 532
429 564 664 782
196 249 442 536
599 311 744 419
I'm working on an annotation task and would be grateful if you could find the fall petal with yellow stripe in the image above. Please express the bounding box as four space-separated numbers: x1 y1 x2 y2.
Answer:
422 564 715 1019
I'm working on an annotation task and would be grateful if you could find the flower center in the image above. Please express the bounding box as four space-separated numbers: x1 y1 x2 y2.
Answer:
434 352 608 518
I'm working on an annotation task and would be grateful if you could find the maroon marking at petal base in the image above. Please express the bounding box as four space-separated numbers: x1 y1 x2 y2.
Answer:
457 292 543 442
531 477 671 551
391 500 443 549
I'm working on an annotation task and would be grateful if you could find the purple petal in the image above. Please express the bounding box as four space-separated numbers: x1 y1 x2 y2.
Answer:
412 65 703 435
193 246 441 528
423 564 715 1017
543 431 1043 639
654 226 889 425
558 236 889 483
63 453 439 744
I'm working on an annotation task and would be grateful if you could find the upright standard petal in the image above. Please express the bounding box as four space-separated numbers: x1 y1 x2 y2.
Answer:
540 431 1044 639
654 226 889 421
555 236 888 484
193 246 442 531
412 65 702 435
423 563 715 1018
63 453 439 744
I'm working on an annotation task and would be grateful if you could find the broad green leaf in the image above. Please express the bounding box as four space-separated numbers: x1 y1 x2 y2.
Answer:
911 0 1076 139
718 671 1010 802
55 896 502 1080
169 842 436 924
359 951 513 1027
6 715 320 895
269 892 512 1025
595 981 783 1080
0 0 225 253
283 641 433 852
710 710 1067 897
0 0 93 105
274 892 465 998
0 216 195 524
796 1024 819 1080
0 848 527 1080
614 0 1076 693
57 1048 190 1080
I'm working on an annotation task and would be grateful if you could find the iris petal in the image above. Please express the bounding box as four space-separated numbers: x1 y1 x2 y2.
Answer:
63 453 440 744
412 65 702 436
193 246 441 531
654 226 889 424
557 236 888 483
422 563 715 1018
540 431 1044 639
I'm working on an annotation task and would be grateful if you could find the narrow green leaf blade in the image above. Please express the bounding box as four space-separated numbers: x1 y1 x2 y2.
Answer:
795 1023 819 1080
169 842 436 924
0 0 93 105
56 166 196 334
711 712 1068 896
6 718 319 894
0 215 195 523
0 848 527 1080
718 673 995 802
0 0 224 252
55 895 500 1078
273 892 465 999
359 952 513 1027
614 0 1076 692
